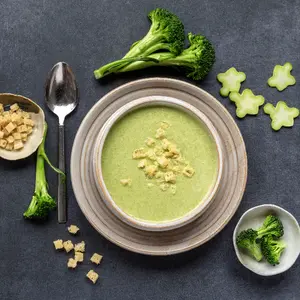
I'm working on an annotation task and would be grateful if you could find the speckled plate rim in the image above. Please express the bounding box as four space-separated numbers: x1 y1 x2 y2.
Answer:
70 77 248 255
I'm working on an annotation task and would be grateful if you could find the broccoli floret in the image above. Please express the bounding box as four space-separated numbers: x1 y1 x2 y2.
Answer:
94 33 215 80
94 8 184 79
261 235 286 265
124 8 185 58
23 123 65 219
158 33 215 80
257 215 284 240
236 229 263 261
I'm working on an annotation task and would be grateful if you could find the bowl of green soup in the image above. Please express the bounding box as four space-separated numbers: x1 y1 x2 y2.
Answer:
93 96 224 231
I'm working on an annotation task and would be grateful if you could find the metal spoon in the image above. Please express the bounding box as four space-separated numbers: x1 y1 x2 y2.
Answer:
45 62 78 223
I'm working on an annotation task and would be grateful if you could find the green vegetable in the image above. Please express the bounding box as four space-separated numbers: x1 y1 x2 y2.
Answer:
217 67 246 97
236 229 263 261
264 101 299 131
261 235 286 265
23 123 65 219
228 88 265 118
94 33 215 81
257 215 284 240
267 62 296 91
94 8 185 79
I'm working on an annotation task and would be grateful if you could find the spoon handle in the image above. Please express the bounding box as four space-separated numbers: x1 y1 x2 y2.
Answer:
58 124 67 223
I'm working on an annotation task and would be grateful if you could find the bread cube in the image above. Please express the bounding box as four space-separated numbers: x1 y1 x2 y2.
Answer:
5 122 16 134
155 128 165 139
21 133 27 142
75 252 84 262
138 159 147 169
132 148 147 159
22 111 30 119
68 224 80 235
160 121 170 129
67 258 77 269
74 241 85 253
6 136 14 144
0 103 3 112
17 125 28 133
53 239 64 250
10 103 19 112
0 117 5 128
157 156 169 169
120 179 132 186
13 132 21 140
90 253 103 265
144 165 158 178
14 140 24 150
146 149 156 161
183 166 195 178
63 240 74 253
145 137 155 147
161 139 171 150
0 131 4 139
0 139 7 148
11 113 21 125
5 143 13 150
86 270 99 284
164 171 176 183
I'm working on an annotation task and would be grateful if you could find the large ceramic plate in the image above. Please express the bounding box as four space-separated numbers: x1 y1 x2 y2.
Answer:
71 78 247 255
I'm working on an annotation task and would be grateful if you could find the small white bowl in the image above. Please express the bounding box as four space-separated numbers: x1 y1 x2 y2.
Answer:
0 93 45 160
233 204 300 276
93 96 224 232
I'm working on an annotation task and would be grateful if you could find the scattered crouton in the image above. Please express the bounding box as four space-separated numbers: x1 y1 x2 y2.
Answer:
90 253 103 265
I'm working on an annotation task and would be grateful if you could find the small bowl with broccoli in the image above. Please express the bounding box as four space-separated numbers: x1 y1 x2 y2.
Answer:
233 204 300 276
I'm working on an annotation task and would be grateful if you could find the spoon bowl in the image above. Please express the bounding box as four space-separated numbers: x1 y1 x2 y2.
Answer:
45 62 78 124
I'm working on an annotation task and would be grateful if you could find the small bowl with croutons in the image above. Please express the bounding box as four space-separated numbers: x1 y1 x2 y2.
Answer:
0 93 45 160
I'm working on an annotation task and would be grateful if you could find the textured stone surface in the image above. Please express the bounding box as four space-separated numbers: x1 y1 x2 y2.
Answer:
0 1 299 299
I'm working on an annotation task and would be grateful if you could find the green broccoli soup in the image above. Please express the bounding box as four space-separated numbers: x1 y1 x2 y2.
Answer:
101 106 219 222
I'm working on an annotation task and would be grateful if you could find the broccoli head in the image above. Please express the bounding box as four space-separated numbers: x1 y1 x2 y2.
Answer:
261 235 286 265
257 215 284 240
23 193 56 219
159 33 215 80
124 8 185 58
236 229 263 261
23 123 65 220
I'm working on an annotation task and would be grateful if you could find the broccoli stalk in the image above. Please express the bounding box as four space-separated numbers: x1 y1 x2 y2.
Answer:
23 123 65 219
257 215 284 240
236 229 263 261
94 33 215 80
94 8 185 79
261 235 286 265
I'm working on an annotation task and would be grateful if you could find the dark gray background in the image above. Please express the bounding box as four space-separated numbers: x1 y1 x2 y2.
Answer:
0 0 299 299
